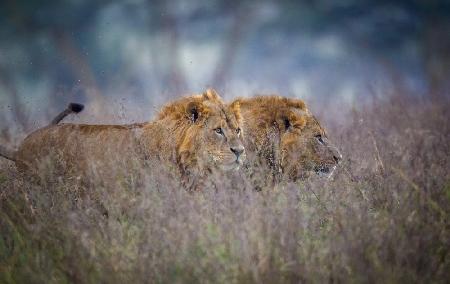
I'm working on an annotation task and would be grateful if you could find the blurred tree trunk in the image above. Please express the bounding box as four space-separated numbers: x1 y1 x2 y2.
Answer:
163 6 188 94
51 30 104 107
422 18 450 100
149 0 187 97
0 68 29 132
212 5 250 88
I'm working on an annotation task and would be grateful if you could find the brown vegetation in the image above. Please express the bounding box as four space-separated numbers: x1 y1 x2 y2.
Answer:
0 93 449 283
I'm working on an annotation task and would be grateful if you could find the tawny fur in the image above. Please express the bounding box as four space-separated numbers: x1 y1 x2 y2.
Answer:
140 89 244 188
234 95 341 187
14 89 245 189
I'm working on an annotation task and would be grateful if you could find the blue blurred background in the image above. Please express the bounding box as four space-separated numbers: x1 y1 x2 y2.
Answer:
0 0 449 131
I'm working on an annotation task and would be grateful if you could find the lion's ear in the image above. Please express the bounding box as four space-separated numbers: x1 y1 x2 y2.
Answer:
282 116 291 130
202 89 220 101
281 110 307 131
229 100 242 122
186 101 202 122
230 99 240 110
289 110 307 129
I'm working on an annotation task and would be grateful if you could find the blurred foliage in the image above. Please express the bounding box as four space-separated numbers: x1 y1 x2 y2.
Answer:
0 0 448 103
0 93 449 283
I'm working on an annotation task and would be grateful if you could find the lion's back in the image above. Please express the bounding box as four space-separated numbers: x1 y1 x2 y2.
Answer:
16 124 142 175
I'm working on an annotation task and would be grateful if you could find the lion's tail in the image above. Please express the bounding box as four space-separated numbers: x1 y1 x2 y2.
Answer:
50 103 84 125
0 145 16 162
0 103 84 162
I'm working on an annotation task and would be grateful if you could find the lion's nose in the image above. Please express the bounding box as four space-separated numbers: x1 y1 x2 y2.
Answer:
333 155 342 164
230 145 245 158
333 151 342 164
329 146 342 164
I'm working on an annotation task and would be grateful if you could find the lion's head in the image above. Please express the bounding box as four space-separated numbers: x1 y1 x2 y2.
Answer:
236 96 342 184
142 89 245 185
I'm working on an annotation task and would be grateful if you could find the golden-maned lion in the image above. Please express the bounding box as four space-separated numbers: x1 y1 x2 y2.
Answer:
233 95 342 188
1 89 245 189
140 89 245 188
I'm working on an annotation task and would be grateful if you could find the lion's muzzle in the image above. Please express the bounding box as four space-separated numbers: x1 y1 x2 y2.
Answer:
329 146 342 165
230 145 245 160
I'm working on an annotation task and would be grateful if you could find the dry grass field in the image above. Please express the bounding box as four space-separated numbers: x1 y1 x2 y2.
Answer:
0 94 449 283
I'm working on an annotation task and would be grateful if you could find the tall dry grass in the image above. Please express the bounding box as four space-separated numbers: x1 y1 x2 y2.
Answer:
0 94 449 283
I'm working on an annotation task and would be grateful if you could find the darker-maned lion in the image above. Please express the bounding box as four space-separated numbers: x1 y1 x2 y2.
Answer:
0 89 245 190
234 95 342 188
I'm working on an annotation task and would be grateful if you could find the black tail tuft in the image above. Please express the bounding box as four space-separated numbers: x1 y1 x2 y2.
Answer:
68 103 84 113
50 102 85 125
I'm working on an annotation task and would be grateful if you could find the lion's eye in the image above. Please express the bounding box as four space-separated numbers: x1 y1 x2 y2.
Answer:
315 135 324 144
236 128 241 135
215 128 224 135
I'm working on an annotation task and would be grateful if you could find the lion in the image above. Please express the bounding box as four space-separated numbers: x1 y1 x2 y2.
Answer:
0 89 245 189
139 89 245 188
233 95 342 188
